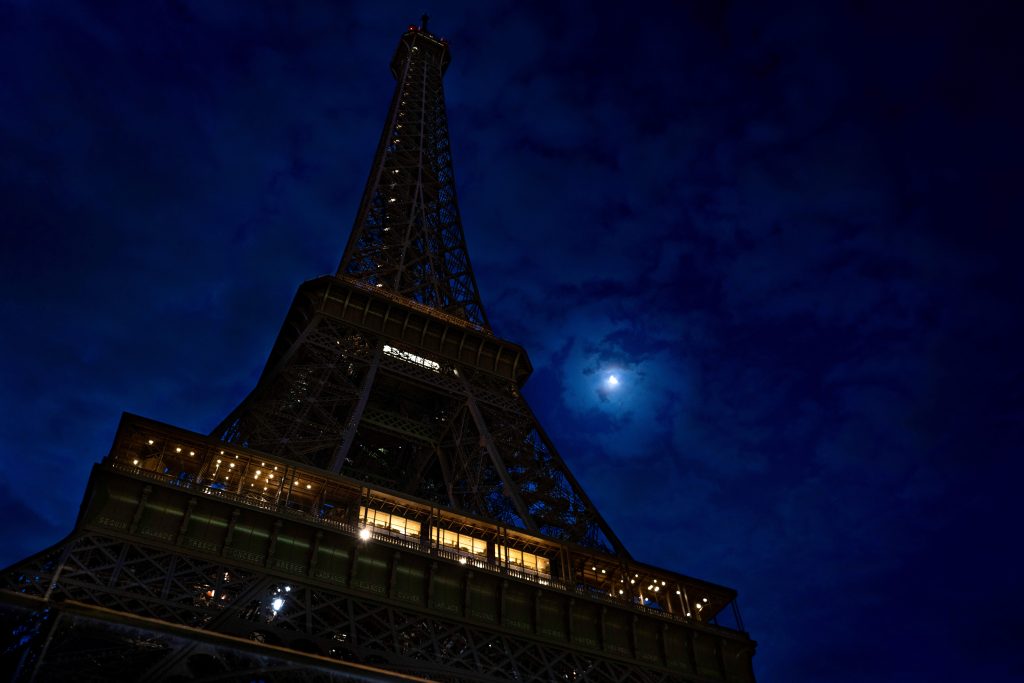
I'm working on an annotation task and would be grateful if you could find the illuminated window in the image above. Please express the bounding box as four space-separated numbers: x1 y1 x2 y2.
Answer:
433 528 487 556
359 506 421 538
383 344 440 372
495 545 551 576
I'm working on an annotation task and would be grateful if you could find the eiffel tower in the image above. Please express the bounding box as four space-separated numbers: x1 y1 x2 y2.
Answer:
1 18 756 683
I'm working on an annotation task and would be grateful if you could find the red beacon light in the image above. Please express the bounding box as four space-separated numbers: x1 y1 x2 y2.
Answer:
407 25 418 32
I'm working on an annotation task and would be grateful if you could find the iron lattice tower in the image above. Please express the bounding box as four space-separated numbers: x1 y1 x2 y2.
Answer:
1 19 756 683
212 22 623 554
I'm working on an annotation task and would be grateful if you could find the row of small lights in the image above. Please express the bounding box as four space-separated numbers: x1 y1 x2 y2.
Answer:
133 438 196 465
137 438 709 617
356 526 519 574
133 439 314 491
404 24 448 45
592 566 709 617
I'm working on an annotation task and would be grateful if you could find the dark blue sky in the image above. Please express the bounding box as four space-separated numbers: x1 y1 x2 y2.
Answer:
2 2 1022 681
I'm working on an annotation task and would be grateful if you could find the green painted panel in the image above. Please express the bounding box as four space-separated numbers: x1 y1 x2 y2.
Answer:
634 619 661 665
571 601 600 650
228 514 270 565
138 488 185 542
432 572 461 615
503 584 533 633
538 595 565 641
313 541 351 584
603 611 631 658
467 574 498 623
694 632 723 679
352 551 388 596
663 626 695 673
393 560 426 605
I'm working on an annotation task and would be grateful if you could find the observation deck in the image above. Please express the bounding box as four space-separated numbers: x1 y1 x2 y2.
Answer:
28 413 756 680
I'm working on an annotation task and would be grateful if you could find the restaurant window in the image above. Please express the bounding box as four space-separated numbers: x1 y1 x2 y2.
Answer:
496 545 551 576
359 506 421 538
433 528 487 556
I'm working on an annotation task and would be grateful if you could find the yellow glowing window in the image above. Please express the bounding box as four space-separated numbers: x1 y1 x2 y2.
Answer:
359 507 421 538
383 344 440 372
433 528 487 556
496 545 551 576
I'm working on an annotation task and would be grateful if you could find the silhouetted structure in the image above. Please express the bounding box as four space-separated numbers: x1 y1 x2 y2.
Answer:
2 20 756 682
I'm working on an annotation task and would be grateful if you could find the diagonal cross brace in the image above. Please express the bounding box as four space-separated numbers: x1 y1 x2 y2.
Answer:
327 342 384 474
457 372 537 532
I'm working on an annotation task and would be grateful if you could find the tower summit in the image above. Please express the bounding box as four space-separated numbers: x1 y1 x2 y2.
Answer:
2 22 756 682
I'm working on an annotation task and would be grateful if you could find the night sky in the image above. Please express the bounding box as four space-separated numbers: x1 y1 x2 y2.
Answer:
2 2 1023 681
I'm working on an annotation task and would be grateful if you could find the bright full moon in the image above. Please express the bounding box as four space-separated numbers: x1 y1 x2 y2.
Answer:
607 374 620 387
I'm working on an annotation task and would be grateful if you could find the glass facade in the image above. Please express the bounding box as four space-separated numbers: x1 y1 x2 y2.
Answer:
496 545 551 576
433 528 487 556
359 506 421 538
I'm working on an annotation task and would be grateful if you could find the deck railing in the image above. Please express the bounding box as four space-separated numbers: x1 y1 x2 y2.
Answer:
108 461 744 635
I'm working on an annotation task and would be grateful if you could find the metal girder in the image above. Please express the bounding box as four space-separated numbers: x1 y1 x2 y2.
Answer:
328 344 384 473
459 374 538 532
215 323 376 468
0 597 428 682
1 527 753 683
215 293 628 553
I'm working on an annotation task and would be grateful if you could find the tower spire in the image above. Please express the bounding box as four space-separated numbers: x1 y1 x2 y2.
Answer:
339 23 489 329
